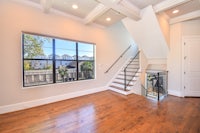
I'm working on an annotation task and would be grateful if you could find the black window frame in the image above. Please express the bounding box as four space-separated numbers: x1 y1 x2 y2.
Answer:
22 32 95 87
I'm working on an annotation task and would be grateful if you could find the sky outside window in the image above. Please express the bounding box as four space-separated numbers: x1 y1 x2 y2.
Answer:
24 34 94 59
78 42 94 58
55 39 76 59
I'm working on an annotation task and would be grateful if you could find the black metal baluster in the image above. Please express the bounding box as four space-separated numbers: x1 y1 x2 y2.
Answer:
157 72 160 101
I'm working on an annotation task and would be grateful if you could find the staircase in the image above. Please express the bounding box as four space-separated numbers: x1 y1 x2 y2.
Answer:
108 52 141 95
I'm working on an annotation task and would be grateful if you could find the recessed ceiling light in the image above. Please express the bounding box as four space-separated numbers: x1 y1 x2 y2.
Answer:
72 4 78 9
172 9 179 14
106 17 111 21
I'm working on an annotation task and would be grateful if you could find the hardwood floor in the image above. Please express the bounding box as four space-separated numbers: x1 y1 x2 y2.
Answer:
0 90 200 133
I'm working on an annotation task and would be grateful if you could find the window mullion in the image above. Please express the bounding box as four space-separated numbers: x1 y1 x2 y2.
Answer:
53 39 56 83
76 42 79 80
22 34 25 87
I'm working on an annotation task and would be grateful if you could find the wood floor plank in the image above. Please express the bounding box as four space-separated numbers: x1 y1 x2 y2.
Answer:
0 90 200 133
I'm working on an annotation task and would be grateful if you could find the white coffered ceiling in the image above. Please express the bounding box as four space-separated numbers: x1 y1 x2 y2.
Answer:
52 0 99 18
165 0 200 18
129 0 164 9
18 0 200 26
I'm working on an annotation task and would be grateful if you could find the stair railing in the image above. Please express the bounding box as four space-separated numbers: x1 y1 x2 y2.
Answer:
105 45 132 73
124 51 140 91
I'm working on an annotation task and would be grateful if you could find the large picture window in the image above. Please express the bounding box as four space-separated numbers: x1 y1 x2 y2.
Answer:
22 32 95 87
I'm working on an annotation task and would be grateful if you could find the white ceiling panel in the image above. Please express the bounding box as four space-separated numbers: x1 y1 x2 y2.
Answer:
30 0 40 4
165 0 200 18
128 0 164 9
52 0 99 18
94 9 126 26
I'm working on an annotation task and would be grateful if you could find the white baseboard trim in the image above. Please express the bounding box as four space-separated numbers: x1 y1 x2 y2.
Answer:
168 90 182 97
0 86 108 114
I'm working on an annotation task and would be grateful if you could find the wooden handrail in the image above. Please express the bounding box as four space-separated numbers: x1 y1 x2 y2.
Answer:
104 45 132 73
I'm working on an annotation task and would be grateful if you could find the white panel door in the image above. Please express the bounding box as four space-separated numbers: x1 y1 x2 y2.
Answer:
183 36 200 97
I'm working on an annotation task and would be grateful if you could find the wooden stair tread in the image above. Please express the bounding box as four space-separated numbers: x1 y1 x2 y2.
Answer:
124 68 140 70
126 66 140 68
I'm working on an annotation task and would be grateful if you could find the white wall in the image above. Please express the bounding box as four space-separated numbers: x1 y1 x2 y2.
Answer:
122 6 169 59
181 19 200 35
156 13 170 48
167 19 200 97
0 1 137 110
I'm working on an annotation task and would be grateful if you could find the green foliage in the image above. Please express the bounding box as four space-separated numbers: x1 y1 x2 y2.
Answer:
45 65 52 70
81 62 93 79
24 61 31 70
81 61 93 72
58 65 68 78
24 34 50 58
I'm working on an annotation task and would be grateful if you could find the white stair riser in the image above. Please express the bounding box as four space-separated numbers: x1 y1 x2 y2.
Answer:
123 67 139 71
129 58 139 61
119 72 140 77
116 75 137 80
111 81 135 87
120 71 138 75
113 78 124 83
127 61 140 64
113 81 135 86
114 78 137 83
126 64 139 67
110 83 124 88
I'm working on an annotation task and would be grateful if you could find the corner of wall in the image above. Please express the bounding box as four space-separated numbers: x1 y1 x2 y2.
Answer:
156 12 170 49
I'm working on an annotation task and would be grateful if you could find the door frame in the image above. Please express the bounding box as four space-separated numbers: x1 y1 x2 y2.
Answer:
181 35 200 97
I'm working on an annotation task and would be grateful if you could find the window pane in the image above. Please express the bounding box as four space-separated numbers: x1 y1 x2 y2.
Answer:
78 61 94 80
56 61 77 83
23 34 53 59
23 60 53 86
55 39 76 60
78 42 94 60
